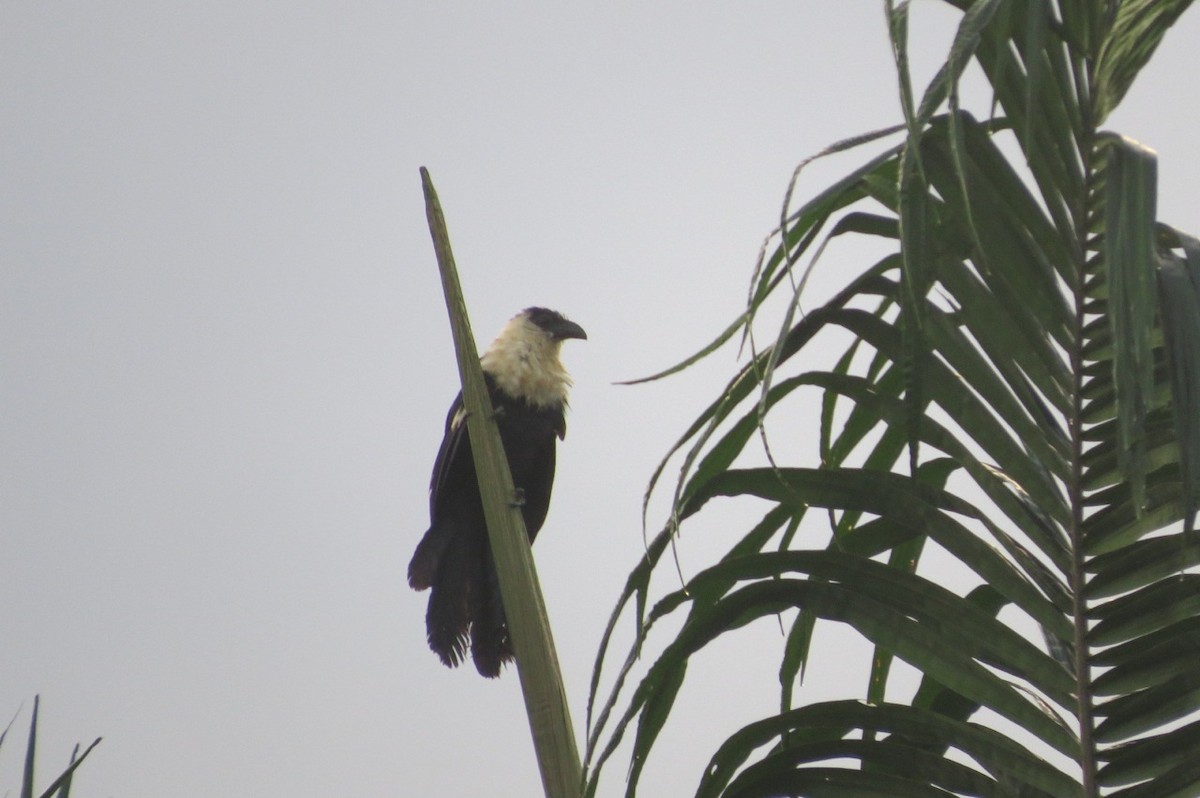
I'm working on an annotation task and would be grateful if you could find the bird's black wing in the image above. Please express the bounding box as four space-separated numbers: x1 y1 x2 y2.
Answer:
408 391 472 591
428 391 468 518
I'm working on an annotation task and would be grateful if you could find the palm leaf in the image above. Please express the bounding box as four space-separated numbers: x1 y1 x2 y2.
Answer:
587 1 1199 796
2 698 101 798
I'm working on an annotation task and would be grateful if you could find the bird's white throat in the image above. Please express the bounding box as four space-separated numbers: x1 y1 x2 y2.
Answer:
480 315 573 409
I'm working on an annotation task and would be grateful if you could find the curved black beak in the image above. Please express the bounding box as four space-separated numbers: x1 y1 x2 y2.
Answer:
552 318 588 341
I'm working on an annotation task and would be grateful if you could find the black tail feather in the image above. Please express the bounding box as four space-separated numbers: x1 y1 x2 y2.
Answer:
470 545 514 678
423 524 476 667
413 518 517 677
408 521 456 591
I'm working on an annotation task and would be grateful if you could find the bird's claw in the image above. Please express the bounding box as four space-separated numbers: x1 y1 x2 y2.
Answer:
509 487 526 508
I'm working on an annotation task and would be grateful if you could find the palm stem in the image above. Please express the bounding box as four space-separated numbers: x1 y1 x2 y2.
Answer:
1068 109 1099 798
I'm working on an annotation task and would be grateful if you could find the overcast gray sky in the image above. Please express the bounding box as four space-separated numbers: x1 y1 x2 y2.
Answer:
3 3 1198 796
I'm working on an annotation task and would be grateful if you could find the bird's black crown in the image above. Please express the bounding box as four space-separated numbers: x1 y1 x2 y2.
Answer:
523 307 587 341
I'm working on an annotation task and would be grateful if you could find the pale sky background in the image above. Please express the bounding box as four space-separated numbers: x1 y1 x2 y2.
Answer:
3 3 1198 796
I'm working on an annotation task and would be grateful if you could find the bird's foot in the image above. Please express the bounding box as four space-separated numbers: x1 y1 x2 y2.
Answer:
450 407 472 430
509 487 526 508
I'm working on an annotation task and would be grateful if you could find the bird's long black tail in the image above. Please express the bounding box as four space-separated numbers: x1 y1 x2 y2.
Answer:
470 545 514 677
411 525 515 677
418 522 474 669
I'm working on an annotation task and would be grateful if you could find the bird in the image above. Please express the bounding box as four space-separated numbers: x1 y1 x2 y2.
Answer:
408 307 586 677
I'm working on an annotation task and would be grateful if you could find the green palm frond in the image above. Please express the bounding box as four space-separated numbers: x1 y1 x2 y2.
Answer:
586 1 1198 796
1 697 101 798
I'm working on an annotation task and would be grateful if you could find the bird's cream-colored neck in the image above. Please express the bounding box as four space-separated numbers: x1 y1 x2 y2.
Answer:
480 315 573 409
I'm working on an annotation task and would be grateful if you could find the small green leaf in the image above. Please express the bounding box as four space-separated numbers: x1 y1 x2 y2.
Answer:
1098 135 1159 515
1093 0 1194 123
